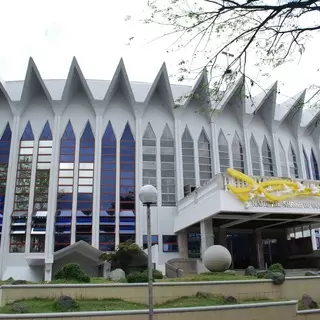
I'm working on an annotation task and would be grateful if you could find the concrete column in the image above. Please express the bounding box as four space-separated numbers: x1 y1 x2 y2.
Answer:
271 132 280 176
256 230 265 269
44 259 53 282
243 128 252 175
0 116 20 279
71 135 80 245
210 122 219 174
177 231 188 258
45 115 61 258
200 219 214 257
194 139 200 187
135 118 143 246
174 119 184 200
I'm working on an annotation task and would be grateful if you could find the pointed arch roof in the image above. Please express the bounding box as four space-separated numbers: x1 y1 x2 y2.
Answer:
0 81 13 115
143 63 175 117
21 58 52 103
61 57 95 111
246 81 278 115
182 70 211 109
216 75 245 112
104 58 135 107
275 89 306 126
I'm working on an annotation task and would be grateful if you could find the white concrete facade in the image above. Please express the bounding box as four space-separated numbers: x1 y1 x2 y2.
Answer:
0 57 319 280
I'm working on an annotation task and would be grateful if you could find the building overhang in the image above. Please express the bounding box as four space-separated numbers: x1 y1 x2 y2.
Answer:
174 170 320 233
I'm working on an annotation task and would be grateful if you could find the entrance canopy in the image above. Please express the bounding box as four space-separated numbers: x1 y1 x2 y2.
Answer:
174 170 320 232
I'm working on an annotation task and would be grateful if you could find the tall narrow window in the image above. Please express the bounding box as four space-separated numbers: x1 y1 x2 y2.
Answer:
182 127 195 188
262 137 274 176
303 147 311 179
142 123 156 187
311 148 319 180
160 124 176 206
55 121 75 251
279 140 288 177
76 122 94 244
232 132 244 173
119 123 135 243
198 129 212 185
218 130 229 173
288 144 299 178
250 135 260 176
100 122 116 251
30 121 52 253
0 124 11 245
10 122 34 252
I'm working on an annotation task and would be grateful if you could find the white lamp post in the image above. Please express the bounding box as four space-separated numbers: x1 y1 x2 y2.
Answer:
139 184 158 320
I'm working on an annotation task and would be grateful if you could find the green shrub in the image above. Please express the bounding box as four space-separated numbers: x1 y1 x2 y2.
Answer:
268 263 285 275
55 263 90 283
142 269 163 280
53 296 79 312
127 271 150 283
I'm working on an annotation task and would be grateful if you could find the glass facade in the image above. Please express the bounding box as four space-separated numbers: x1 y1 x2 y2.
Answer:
250 136 260 176
142 123 157 187
76 122 94 244
311 148 319 180
182 127 195 187
232 133 244 173
55 121 75 251
279 140 288 177
160 124 176 206
30 121 52 253
119 123 135 243
100 122 116 251
262 137 274 176
288 144 299 178
10 122 34 252
0 123 11 245
218 130 229 173
198 129 212 185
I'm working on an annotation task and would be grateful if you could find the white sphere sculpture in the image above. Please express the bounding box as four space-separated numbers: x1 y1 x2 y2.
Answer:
203 245 232 272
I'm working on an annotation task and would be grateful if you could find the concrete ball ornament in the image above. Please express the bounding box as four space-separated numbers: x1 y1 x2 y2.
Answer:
203 245 232 272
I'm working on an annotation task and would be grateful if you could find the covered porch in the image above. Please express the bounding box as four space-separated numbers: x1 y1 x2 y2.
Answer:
175 172 320 270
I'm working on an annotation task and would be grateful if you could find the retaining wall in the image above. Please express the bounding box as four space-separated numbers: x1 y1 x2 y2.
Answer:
0 301 311 320
1 276 320 306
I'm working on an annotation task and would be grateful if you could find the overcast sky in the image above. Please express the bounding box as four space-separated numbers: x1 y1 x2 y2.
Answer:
0 0 319 104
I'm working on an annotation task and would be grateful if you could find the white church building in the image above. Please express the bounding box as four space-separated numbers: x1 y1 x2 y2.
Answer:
0 57 320 281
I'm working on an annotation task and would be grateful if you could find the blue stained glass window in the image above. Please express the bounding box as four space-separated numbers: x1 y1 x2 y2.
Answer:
303 147 311 179
55 121 75 251
21 121 34 141
40 121 52 140
119 124 135 242
62 121 75 140
60 121 75 162
311 149 319 180
100 122 116 251
79 122 95 162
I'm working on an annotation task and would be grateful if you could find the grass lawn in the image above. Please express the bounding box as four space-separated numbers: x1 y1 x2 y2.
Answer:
0 296 278 314
158 272 254 282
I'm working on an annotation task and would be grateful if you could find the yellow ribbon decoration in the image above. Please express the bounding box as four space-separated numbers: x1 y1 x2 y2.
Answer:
226 168 320 203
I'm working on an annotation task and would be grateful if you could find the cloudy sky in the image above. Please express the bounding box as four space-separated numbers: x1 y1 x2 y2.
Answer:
0 0 319 104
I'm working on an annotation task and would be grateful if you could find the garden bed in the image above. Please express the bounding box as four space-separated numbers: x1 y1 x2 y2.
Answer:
0 296 280 314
